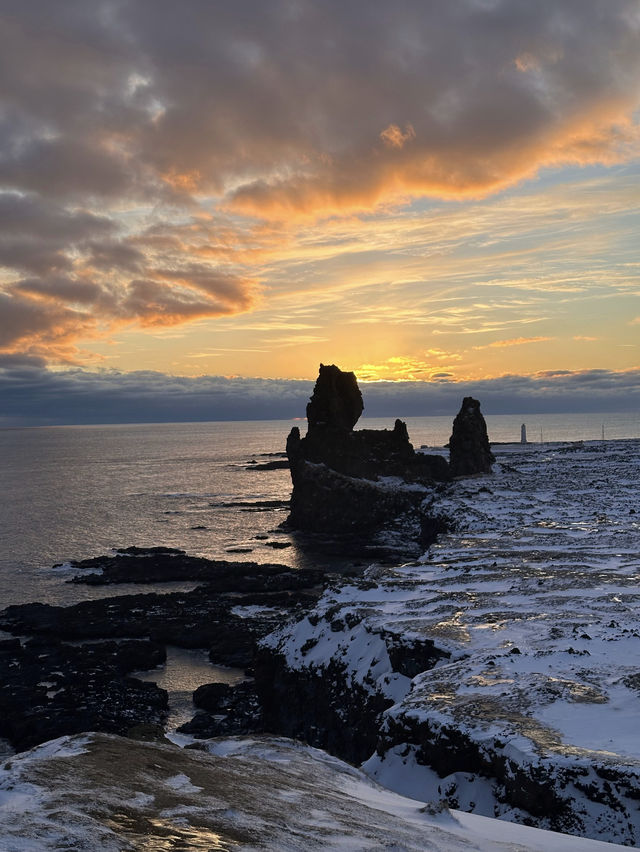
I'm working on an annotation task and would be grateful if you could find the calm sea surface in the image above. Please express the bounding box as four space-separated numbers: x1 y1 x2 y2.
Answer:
0 412 638 610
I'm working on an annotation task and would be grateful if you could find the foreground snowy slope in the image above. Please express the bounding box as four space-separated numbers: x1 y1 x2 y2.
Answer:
263 439 640 844
0 733 629 850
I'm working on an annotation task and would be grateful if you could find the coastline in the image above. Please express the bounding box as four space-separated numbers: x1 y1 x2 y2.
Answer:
1 430 639 847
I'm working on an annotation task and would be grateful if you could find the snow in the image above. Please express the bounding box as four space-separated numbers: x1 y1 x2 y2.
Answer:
18 734 91 761
0 732 630 851
164 772 203 794
263 439 640 844
1 440 638 848
231 604 283 618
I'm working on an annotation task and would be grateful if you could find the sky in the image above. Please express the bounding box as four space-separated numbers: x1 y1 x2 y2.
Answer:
1 0 639 423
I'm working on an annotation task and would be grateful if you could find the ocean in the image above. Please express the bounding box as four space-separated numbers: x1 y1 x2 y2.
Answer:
1 411 638 611
1 411 639 772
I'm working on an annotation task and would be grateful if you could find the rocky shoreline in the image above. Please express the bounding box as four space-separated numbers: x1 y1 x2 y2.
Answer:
2 368 637 846
0 549 334 751
0 365 483 758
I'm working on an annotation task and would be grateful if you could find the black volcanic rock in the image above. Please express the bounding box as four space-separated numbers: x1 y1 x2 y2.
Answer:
285 364 450 548
0 549 329 752
287 460 424 535
0 584 322 648
288 366 450 486
306 363 363 432
448 396 494 476
66 548 309 588
178 680 263 738
0 638 167 752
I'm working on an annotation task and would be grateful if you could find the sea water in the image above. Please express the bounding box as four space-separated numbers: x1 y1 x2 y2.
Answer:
1 412 637 736
0 412 638 609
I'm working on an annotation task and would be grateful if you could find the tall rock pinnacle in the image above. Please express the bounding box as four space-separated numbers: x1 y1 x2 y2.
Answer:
449 396 494 477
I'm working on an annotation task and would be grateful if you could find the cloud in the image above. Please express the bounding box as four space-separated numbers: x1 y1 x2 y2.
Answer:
1 362 638 426
118 273 257 326
380 124 416 150
355 353 462 381
475 336 554 349
0 291 96 359
0 0 639 362
0 189 260 359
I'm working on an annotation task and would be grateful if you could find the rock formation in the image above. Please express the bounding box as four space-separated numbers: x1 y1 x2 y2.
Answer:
286 366 494 545
448 396 494 476
0 549 328 752
286 364 450 548
306 363 363 432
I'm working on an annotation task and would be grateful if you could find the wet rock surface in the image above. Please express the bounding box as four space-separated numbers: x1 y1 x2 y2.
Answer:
178 680 264 738
64 546 315 588
1 587 319 645
0 548 329 753
245 459 290 470
0 637 167 752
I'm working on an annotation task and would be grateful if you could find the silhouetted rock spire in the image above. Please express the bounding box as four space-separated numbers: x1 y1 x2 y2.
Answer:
449 396 494 476
306 363 364 433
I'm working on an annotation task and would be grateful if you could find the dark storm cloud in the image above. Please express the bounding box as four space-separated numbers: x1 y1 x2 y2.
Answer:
0 194 114 241
0 0 639 358
0 364 638 426
0 193 115 276
3 0 639 212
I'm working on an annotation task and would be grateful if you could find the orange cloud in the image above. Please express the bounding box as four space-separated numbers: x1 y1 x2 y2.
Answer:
228 105 640 221
380 123 416 149
475 337 553 349
1 1 638 368
355 354 460 382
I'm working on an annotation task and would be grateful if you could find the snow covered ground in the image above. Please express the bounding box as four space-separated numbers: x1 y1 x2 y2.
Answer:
0 732 630 850
1 440 637 849
264 439 640 844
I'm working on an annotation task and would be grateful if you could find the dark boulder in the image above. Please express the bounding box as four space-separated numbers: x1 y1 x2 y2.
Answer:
178 680 263 738
449 396 494 477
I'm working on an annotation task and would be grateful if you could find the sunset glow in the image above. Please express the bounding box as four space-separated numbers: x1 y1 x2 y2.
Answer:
1 1 639 420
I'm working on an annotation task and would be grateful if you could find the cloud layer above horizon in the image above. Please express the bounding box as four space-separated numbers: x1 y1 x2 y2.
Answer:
1 359 638 426
0 0 639 388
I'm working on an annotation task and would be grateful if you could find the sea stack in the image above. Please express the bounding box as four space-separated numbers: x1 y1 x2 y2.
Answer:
285 364 450 543
449 397 494 477
306 363 363 433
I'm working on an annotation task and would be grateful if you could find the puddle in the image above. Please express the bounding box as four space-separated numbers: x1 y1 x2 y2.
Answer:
133 646 246 731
